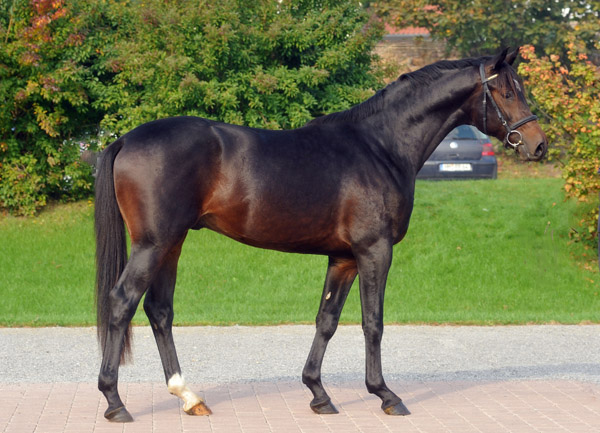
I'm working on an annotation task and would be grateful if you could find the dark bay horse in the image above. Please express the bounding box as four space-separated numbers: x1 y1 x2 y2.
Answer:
95 48 547 422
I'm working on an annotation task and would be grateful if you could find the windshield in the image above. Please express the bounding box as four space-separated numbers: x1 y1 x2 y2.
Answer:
446 125 488 140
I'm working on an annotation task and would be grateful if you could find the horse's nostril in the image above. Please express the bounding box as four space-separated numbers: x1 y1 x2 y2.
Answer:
534 142 547 158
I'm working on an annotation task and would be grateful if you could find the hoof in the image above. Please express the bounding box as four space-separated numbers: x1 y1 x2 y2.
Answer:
184 401 212 416
383 400 411 416
105 406 134 423
310 398 339 414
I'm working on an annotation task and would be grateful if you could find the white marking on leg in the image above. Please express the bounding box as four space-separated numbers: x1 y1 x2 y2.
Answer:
167 373 202 412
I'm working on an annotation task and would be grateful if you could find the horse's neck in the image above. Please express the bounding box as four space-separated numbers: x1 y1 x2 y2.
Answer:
370 69 479 175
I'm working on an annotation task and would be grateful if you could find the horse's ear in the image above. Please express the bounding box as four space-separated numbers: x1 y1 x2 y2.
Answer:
506 47 520 65
491 47 509 71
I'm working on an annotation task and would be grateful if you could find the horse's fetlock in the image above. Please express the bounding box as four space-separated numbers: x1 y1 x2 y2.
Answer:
98 373 114 393
302 373 318 387
366 379 386 395
302 364 320 386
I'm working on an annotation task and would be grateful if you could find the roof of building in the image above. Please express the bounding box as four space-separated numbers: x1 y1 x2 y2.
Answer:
384 23 430 36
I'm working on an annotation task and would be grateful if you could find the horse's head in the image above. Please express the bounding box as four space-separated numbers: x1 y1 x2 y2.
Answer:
475 47 547 161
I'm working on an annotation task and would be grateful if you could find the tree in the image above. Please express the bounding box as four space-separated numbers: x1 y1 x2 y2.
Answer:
0 0 384 215
519 38 600 244
100 0 384 132
0 0 133 215
374 0 600 58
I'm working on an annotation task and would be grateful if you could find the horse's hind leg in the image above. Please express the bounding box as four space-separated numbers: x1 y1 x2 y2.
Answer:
302 257 357 414
143 237 211 416
98 243 164 422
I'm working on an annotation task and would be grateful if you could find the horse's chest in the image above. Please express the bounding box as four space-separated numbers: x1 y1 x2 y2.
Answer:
385 192 414 243
343 184 414 245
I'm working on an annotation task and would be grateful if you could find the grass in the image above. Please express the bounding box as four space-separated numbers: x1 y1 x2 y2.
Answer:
0 178 598 326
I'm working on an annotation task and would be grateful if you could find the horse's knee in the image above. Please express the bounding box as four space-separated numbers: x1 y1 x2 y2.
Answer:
361 319 383 343
316 313 339 341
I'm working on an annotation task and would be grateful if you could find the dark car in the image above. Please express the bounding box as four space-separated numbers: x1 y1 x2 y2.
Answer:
417 125 497 180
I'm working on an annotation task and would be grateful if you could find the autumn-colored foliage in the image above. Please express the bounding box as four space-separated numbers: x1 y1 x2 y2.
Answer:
0 0 384 215
519 40 600 244
374 0 600 59
1 0 128 215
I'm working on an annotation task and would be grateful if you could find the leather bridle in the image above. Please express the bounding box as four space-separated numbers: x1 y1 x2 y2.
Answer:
479 63 538 151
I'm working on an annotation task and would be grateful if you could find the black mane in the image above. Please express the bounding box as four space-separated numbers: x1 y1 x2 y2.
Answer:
400 57 488 85
309 56 488 126
308 85 391 126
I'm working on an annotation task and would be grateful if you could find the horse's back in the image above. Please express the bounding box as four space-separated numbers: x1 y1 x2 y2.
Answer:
196 122 359 253
110 117 343 249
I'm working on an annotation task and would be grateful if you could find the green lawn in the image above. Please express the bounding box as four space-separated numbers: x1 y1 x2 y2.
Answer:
0 178 598 326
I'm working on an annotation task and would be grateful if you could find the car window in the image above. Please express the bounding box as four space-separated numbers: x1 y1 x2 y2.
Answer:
472 128 490 139
446 125 478 140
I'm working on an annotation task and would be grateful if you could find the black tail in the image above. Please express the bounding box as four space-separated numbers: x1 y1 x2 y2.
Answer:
94 138 132 364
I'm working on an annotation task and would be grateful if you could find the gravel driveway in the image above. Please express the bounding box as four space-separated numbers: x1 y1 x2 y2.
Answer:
1 325 598 385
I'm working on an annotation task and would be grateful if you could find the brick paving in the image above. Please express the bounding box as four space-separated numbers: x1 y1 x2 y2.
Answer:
2 380 599 432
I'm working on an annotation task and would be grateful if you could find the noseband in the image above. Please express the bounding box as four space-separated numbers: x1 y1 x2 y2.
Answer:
479 63 538 151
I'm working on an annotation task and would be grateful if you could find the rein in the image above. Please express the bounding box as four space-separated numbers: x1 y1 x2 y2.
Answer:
479 63 538 152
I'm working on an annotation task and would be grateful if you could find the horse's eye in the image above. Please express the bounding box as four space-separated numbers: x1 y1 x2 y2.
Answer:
504 91 514 99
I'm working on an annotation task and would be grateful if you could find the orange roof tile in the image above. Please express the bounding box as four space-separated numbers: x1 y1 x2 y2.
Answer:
384 23 430 36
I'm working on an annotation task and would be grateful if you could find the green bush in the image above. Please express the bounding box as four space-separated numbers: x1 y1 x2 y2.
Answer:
0 154 46 216
0 0 384 214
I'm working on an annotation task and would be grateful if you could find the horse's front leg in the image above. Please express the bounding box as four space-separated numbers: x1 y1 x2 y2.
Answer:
355 239 410 416
302 256 357 414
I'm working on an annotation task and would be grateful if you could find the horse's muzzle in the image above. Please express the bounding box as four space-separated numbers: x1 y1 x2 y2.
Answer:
518 138 547 161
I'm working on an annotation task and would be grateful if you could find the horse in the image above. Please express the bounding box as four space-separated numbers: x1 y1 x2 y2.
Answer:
94 47 547 422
